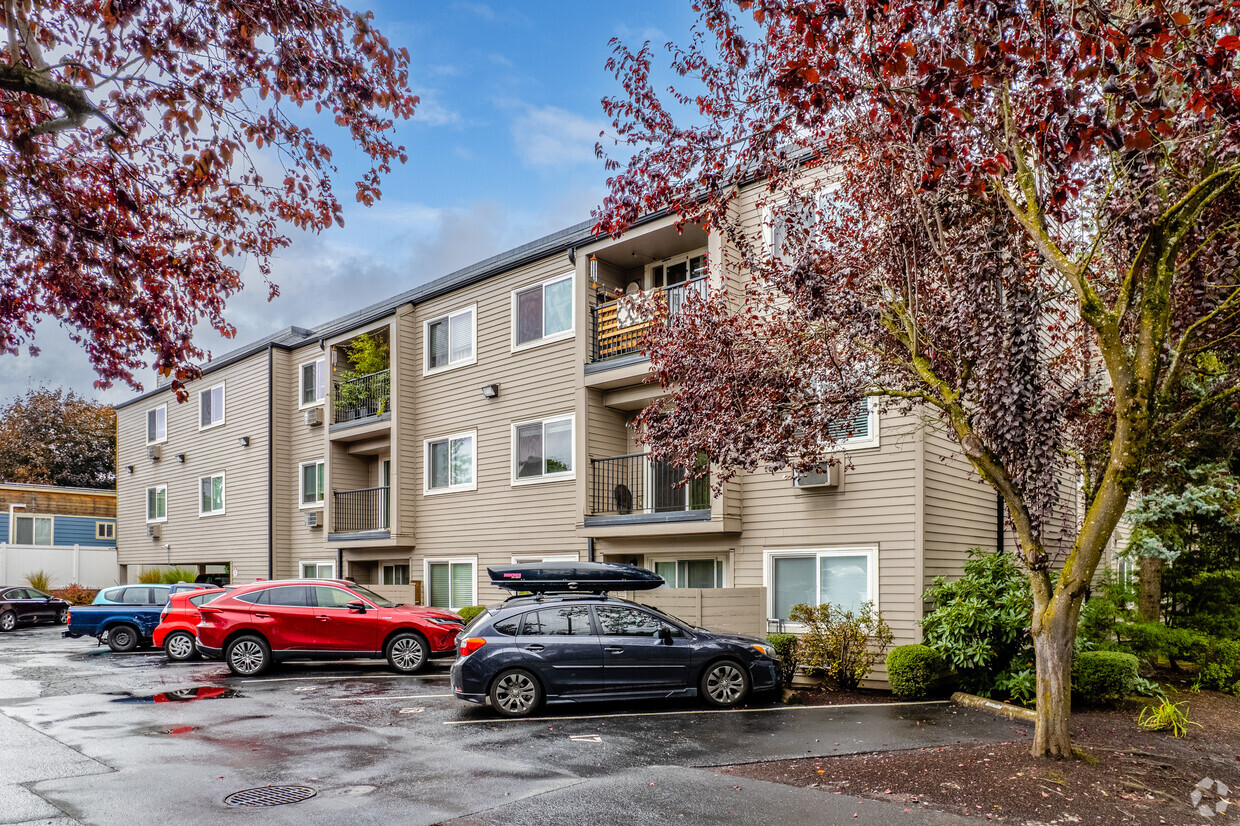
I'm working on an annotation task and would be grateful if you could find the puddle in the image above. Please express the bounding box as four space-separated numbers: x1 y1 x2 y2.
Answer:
110 687 243 704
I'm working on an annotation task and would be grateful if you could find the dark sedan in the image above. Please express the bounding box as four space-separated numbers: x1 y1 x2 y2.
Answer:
450 593 781 717
0 586 71 631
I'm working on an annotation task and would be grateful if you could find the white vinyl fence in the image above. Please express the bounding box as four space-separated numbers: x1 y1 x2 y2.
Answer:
0 543 119 589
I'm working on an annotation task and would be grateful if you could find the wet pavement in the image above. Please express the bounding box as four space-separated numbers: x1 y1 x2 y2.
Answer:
0 624 1025 824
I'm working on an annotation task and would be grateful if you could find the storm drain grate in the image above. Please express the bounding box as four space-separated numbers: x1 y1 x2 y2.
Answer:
224 785 316 807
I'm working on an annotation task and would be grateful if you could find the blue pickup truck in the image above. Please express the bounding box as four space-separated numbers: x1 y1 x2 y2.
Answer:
64 584 207 652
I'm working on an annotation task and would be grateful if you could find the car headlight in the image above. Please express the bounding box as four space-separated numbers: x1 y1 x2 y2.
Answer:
751 643 775 658
428 617 464 626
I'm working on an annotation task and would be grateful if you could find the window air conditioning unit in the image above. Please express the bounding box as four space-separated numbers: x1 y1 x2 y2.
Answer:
147 524 162 539
304 408 321 426
793 467 839 489
148 444 162 461
304 511 320 528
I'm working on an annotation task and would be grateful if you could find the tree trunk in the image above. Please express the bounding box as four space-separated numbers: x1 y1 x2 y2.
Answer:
1030 593 1078 758
1136 556 1163 622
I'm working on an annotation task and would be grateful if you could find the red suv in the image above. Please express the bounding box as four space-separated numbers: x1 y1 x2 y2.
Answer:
195 579 464 676
153 588 229 662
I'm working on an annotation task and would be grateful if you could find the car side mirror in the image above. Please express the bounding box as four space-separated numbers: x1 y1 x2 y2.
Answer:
346 600 367 614
656 626 674 645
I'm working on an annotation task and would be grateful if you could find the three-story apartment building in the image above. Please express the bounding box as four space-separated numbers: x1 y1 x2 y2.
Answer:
116 192 1067 655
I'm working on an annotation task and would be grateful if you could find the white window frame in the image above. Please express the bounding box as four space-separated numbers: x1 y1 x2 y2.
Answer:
95 521 115 541
510 272 575 352
762 546 879 630
299 460 325 509
146 404 167 445
643 247 709 290
650 555 727 589
11 514 54 546
510 413 576 486
831 397 880 450
381 563 411 586
146 485 168 524
198 383 226 431
423 304 478 376
423 430 478 495
300 560 336 579
198 472 226 517
299 358 326 408
424 556 478 611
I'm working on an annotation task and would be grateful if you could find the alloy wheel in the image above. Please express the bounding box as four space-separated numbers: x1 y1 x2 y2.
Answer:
390 637 424 671
0 612 14 632
494 672 538 715
166 633 195 661
705 663 745 705
56 609 69 624
229 640 265 675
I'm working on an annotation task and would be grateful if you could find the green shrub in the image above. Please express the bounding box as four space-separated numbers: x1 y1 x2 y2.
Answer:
456 605 487 623
1077 569 1136 647
993 666 1036 707
886 644 944 700
1073 651 1139 706
1195 637 1240 691
1115 622 1210 668
24 570 53 592
159 567 199 584
1137 697 1201 737
766 633 800 688
1178 570 1240 639
789 601 894 690
920 549 1032 696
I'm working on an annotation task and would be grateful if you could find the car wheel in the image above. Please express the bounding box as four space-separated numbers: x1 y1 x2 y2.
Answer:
489 668 543 718
700 659 750 708
0 611 15 632
385 632 429 674
164 631 197 662
56 608 69 625
225 634 271 677
107 625 139 653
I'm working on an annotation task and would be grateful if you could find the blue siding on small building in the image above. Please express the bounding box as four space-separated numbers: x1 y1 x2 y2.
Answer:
0 514 116 548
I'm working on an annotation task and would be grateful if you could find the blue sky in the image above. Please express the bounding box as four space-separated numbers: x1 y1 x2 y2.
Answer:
1 1 703 404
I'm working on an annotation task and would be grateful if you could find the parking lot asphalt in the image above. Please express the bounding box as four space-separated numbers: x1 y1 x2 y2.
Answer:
1 625 1026 825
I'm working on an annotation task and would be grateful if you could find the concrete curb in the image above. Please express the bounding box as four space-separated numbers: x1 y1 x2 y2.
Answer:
951 691 1037 723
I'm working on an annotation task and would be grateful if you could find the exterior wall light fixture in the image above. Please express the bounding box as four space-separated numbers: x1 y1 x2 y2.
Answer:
175 453 186 463
482 384 500 399
238 436 250 447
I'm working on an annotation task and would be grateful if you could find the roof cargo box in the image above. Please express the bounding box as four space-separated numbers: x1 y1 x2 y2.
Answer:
487 562 664 594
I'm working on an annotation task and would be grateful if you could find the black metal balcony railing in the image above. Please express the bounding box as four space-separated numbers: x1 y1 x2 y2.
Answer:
333 369 390 424
589 453 710 517
591 277 709 362
332 486 389 533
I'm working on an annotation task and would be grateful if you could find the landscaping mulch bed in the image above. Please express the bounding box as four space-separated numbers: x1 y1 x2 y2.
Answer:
727 688 1240 825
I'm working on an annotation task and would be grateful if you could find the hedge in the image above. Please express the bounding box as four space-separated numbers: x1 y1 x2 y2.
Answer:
1073 650 1138 706
886 644 945 700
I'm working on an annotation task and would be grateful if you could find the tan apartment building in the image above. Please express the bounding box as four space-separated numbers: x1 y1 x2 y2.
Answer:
115 198 1055 657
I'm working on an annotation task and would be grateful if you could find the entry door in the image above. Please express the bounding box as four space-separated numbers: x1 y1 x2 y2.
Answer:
516 605 604 696
594 606 692 692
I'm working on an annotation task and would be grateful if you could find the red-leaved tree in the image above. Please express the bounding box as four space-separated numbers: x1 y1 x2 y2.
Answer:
596 0 1240 757
1 0 417 395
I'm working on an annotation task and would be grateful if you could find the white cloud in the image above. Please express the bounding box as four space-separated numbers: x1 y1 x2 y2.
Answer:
509 104 606 169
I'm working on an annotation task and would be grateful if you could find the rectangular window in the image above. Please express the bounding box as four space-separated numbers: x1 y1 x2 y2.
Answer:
199 383 225 430
199 473 225 516
826 398 877 446
300 358 326 407
95 522 115 541
14 515 53 546
382 564 410 586
765 548 877 623
427 559 476 612
654 558 724 588
300 461 325 507
146 486 167 523
513 414 574 482
425 432 476 493
425 305 476 373
146 405 167 444
513 274 573 347
300 561 335 578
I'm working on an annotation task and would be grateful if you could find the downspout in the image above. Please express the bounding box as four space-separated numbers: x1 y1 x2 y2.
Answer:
266 343 275 580
337 547 344 580
996 493 1005 556
587 537 595 563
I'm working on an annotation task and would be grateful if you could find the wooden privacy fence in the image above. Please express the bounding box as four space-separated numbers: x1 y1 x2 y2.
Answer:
615 587 767 638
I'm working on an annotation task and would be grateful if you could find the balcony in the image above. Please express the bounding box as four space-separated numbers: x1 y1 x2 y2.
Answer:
330 485 390 540
332 369 390 426
587 452 711 527
590 276 709 364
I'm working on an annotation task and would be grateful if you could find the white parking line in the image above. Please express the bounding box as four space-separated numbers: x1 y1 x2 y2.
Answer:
442 699 949 725
328 694 453 702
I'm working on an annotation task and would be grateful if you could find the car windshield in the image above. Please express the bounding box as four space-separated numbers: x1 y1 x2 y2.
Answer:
347 584 395 608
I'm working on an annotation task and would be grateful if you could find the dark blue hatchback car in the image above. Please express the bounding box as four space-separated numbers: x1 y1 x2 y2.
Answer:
449 563 781 717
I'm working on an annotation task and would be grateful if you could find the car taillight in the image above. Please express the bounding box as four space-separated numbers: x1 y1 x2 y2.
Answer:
459 638 486 657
